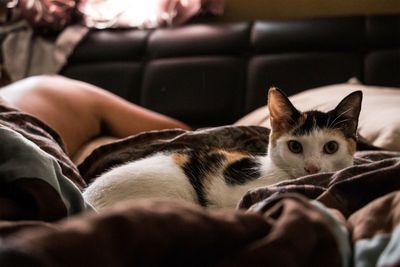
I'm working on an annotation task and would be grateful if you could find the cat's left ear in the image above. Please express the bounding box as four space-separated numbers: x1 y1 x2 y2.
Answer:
331 90 363 135
268 87 301 132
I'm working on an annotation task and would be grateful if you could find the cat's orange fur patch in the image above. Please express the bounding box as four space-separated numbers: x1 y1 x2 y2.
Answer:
270 113 307 147
324 128 357 154
211 149 249 163
172 153 188 167
346 138 357 155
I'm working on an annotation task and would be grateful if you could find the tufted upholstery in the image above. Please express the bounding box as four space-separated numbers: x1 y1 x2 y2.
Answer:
61 15 400 128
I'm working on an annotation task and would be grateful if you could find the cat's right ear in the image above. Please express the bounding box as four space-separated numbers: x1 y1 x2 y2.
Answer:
268 87 300 132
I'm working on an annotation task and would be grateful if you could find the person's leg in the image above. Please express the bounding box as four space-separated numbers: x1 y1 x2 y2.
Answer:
0 75 191 158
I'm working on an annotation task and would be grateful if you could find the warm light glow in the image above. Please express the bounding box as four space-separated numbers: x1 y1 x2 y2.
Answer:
79 0 182 29
78 0 225 29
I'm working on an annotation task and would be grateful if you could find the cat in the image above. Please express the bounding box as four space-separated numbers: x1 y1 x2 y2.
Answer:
83 87 363 210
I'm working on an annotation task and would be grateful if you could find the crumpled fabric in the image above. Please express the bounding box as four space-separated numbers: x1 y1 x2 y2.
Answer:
78 0 226 29
0 21 88 82
0 125 91 221
12 0 79 32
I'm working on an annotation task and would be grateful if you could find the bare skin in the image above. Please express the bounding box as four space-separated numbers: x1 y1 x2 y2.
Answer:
0 75 191 162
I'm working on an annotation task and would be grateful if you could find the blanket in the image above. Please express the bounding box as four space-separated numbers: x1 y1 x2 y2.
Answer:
0 104 89 221
1 111 400 267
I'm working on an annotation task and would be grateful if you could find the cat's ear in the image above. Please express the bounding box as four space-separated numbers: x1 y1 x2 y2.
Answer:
268 87 301 132
331 90 363 135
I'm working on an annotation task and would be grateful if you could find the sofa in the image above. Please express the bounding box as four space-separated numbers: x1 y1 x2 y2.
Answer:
61 14 400 129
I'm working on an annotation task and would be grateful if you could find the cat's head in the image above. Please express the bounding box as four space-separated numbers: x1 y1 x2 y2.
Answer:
267 87 362 178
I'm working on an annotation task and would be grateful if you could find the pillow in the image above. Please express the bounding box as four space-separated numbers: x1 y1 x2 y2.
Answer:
234 83 400 151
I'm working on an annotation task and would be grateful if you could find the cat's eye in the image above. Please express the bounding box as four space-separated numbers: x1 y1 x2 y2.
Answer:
324 141 339 154
288 140 303 154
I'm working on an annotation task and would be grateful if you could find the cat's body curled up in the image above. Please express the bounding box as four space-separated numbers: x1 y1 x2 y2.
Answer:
83 88 363 210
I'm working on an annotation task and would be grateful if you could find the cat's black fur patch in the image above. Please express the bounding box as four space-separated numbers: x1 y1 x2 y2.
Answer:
223 157 261 186
293 110 355 138
293 111 331 135
182 150 225 206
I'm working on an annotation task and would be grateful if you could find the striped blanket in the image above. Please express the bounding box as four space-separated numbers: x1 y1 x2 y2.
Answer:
0 108 400 267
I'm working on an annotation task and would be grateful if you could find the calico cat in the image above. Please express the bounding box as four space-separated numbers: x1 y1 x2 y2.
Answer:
83 88 362 210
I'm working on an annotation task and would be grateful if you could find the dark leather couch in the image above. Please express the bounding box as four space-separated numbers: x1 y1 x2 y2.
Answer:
61 15 400 128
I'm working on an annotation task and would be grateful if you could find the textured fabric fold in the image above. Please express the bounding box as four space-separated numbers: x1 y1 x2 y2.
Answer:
1 22 88 82
1 197 344 267
0 126 90 221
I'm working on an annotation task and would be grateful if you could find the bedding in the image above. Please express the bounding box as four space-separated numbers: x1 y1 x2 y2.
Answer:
1 111 400 266
0 104 89 222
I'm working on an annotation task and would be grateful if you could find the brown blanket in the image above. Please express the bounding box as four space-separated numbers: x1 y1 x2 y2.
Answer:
1 114 400 267
0 104 88 222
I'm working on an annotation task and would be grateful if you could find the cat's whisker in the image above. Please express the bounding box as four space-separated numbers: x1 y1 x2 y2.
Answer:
326 116 331 128
328 107 352 128
331 118 351 129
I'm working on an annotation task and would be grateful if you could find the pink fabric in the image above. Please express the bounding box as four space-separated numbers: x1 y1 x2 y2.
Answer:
169 0 225 25
78 0 226 29
8 0 224 31
16 0 78 31
202 0 225 14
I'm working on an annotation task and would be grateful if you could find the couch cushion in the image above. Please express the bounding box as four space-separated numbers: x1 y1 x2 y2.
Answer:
365 49 400 87
246 53 362 112
142 57 245 127
68 29 150 63
62 62 142 101
366 15 400 48
251 17 364 53
147 22 250 58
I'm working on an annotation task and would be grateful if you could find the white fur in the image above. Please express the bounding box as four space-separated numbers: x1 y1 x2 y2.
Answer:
205 156 288 208
270 129 353 178
83 152 290 210
83 153 197 210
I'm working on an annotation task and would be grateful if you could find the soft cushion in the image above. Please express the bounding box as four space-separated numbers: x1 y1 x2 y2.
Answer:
235 83 400 151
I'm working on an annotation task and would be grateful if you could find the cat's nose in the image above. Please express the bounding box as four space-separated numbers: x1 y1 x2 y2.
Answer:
304 165 321 174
